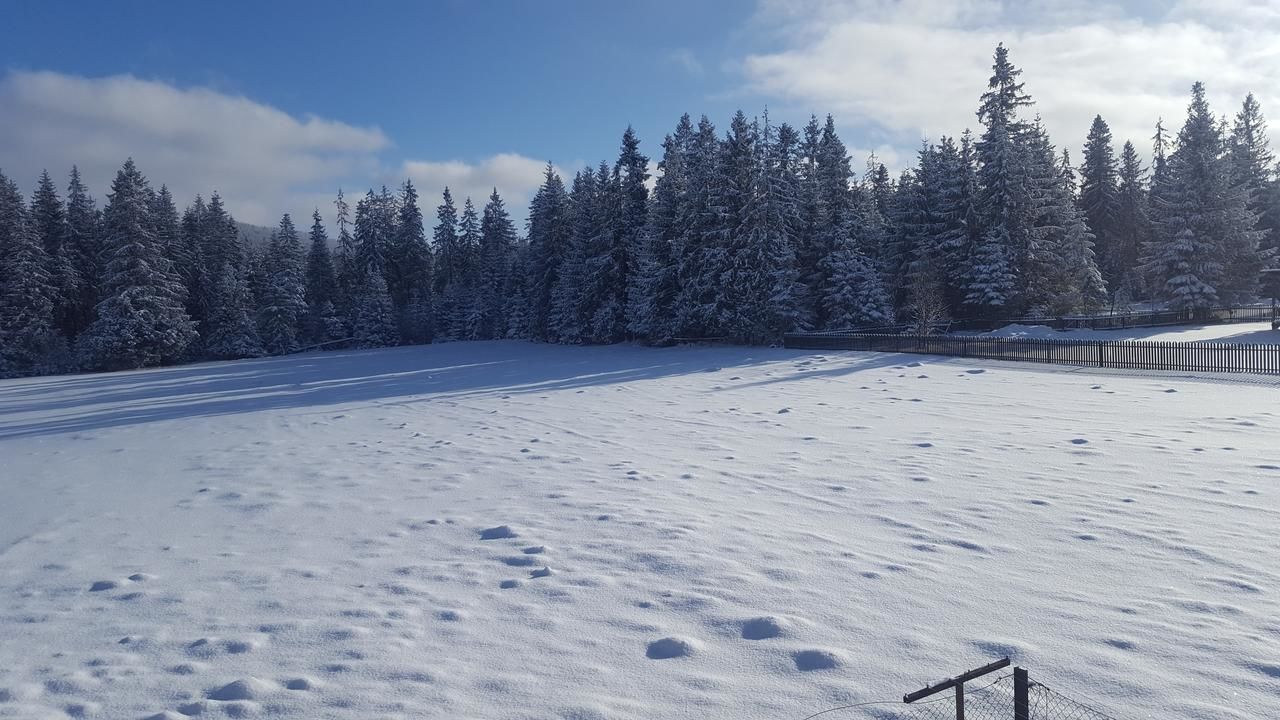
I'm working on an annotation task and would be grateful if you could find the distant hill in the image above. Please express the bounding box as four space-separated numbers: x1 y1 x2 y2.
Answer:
236 222 274 249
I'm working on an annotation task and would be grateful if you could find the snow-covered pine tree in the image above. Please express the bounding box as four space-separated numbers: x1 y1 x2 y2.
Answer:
0 170 63 377
478 189 517 339
430 188 462 340
1229 94 1276 263
548 170 596 344
203 261 264 360
258 214 306 355
820 245 893 330
30 170 81 341
1112 141 1150 305
79 159 196 371
812 115 858 329
1145 83 1262 309
970 43 1033 315
388 179 433 343
573 161 626 344
353 190 386 281
615 126 649 337
1079 115 1122 290
671 115 723 338
304 209 339 344
1229 94 1274 213
1021 120 1105 314
176 196 212 338
333 188 357 316
503 243 531 339
454 197 483 340
64 166 101 338
719 113 803 344
200 193 240 277
927 134 982 311
708 110 757 336
886 144 939 310
526 164 573 341
627 115 693 343
150 185 181 262
350 267 399 348
792 115 826 326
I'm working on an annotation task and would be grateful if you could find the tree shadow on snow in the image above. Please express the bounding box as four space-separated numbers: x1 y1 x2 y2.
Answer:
0 341 799 440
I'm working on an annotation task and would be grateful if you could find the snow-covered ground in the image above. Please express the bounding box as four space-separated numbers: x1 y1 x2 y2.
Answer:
1 342 1278 720
982 320 1280 344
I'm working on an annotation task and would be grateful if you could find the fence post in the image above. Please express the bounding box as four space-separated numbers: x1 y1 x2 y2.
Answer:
955 682 964 720
1014 667 1029 720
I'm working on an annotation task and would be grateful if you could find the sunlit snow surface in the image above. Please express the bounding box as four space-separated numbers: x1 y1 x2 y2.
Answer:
0 341 1277 719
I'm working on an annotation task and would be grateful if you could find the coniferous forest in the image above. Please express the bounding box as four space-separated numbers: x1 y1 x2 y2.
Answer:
2 45 1277 378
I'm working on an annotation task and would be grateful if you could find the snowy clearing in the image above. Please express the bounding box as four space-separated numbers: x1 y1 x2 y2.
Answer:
981 321 1280 344
1 342 1278 720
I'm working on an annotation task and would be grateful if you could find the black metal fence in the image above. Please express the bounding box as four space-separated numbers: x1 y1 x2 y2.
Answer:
782 332 1280 375
825 304 1276 336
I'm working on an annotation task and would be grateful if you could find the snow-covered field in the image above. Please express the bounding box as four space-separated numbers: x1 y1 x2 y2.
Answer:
983 320 1280 344
1 342 1278 720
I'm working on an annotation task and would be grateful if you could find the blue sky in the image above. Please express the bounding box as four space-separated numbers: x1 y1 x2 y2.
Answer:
5 1 754 164
3 1 1277 225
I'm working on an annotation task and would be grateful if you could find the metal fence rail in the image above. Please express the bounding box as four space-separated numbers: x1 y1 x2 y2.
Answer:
814 304 1276 336
799 662 1121 720
782 333 1280 375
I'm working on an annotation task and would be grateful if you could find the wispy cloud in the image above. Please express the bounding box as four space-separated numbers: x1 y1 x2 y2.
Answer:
665 48 706 77
0 70 558 227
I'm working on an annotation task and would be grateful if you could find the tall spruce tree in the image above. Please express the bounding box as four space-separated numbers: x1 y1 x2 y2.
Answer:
257 214 306 354
1112 141 1150 305
388 179 433 343
204 261 264 360
478 189 518 339
0 171 62 376
30 170 80 340
64 166 101 338
671 115 723 338
969 43 1031 314
526 164 573 341
720 114 803 343
549 170 596 343
1080 115 1122 289
304 209 339 343
79 159 195 370
1145 83 1261 309
628 115 693 342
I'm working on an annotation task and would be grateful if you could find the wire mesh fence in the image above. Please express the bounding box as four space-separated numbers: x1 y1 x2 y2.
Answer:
1027 682 1119 720
800 667 1122 720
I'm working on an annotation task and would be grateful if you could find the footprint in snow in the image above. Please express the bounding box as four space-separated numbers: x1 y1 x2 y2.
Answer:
479 525 518 540
793 649 842 671
646 637 696 659
741 616 785 640
1070 438 1089 445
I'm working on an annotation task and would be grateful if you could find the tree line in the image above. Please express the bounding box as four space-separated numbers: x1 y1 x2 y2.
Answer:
1 44 1276 377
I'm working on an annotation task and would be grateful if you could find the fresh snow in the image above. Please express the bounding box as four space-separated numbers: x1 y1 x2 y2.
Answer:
982 320 1280 344
0 341 1277 719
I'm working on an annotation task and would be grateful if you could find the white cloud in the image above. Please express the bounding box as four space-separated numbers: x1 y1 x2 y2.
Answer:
665 49 706 77
399 154 559 224
0 70 558 230
739 0 1280 172
0 70 389 225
